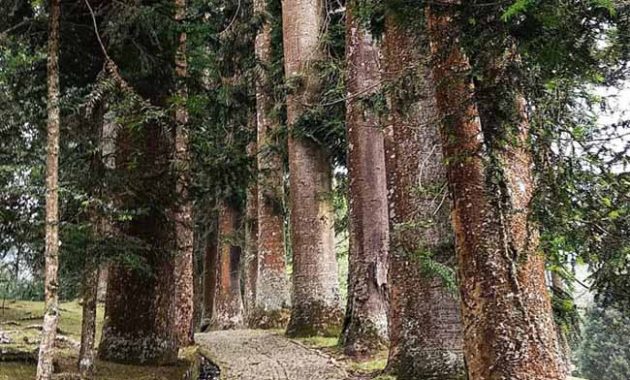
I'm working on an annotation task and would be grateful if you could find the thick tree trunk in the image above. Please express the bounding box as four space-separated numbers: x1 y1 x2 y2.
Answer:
211 201 245 329
172 0 195 347
340 3 389 359
427 3 564 379
251 0 291 329
36 1 61 378
98 126 177 365
78 264 99 380
202 229 218 328
282 0 342 338
382 17 465 380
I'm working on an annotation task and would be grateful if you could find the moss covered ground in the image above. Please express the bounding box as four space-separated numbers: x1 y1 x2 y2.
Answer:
0 300 194 380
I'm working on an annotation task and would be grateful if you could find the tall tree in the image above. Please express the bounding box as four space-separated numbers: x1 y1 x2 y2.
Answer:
427 2 564 378
173 0 195 347
78 104 112 380
250 0 291 328
211 201 245 329
339 1 389 358
36 0 61 378
282 0 343 338
98 116 178 365
381 12 465 379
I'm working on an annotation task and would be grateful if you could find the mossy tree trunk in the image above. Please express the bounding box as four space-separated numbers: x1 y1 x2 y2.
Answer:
172 0 195 347
211 201 245 329
98 124 178 365
340 1 389 359
37 0 61 378
427 2 564 379
282 0 343 338
382 15 465 380
251 0 291 329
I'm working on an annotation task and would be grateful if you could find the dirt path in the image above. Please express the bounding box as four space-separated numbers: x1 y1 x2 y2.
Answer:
196 330 349 380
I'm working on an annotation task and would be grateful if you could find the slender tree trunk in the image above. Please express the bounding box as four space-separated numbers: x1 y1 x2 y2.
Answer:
282 0 342 338
340 2 389 359
211 201 244 329
96 264 108 303
202 228 218 329
427 3 564 379
251 0 291 329
243 178 258 318
244 134 258 320
172 0 195 348
36 1 61 378
382 16 465 379
78 264 99 380
78 104 110 380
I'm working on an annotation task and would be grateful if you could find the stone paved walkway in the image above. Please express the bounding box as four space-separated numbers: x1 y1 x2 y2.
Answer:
196 330 349 380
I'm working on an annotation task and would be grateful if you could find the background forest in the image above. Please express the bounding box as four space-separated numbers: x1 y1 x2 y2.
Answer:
0 0 629 379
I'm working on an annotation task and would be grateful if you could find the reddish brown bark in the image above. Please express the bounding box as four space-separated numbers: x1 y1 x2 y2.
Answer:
382 16 465 380
427 3 564 379
251 0 291 329
37 1 61 378
172 0 195 348
282 0 342 337
340 2 389 359
211 201 245 329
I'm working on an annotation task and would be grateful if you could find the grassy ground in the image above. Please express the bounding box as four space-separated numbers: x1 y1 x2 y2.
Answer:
0 299 194 380
295 336 391 379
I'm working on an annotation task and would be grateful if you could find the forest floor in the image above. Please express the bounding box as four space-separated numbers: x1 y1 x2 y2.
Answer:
1 300 387 380
196 330 389 380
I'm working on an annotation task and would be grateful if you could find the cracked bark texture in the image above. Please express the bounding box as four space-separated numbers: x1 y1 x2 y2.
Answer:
382 16 465 380
172 0 195 347
37 1 60 378
212 201 245 329
251 0 291 329
99 120 177 365
282 0 342 337
427 3 564 379
340 2 389 359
